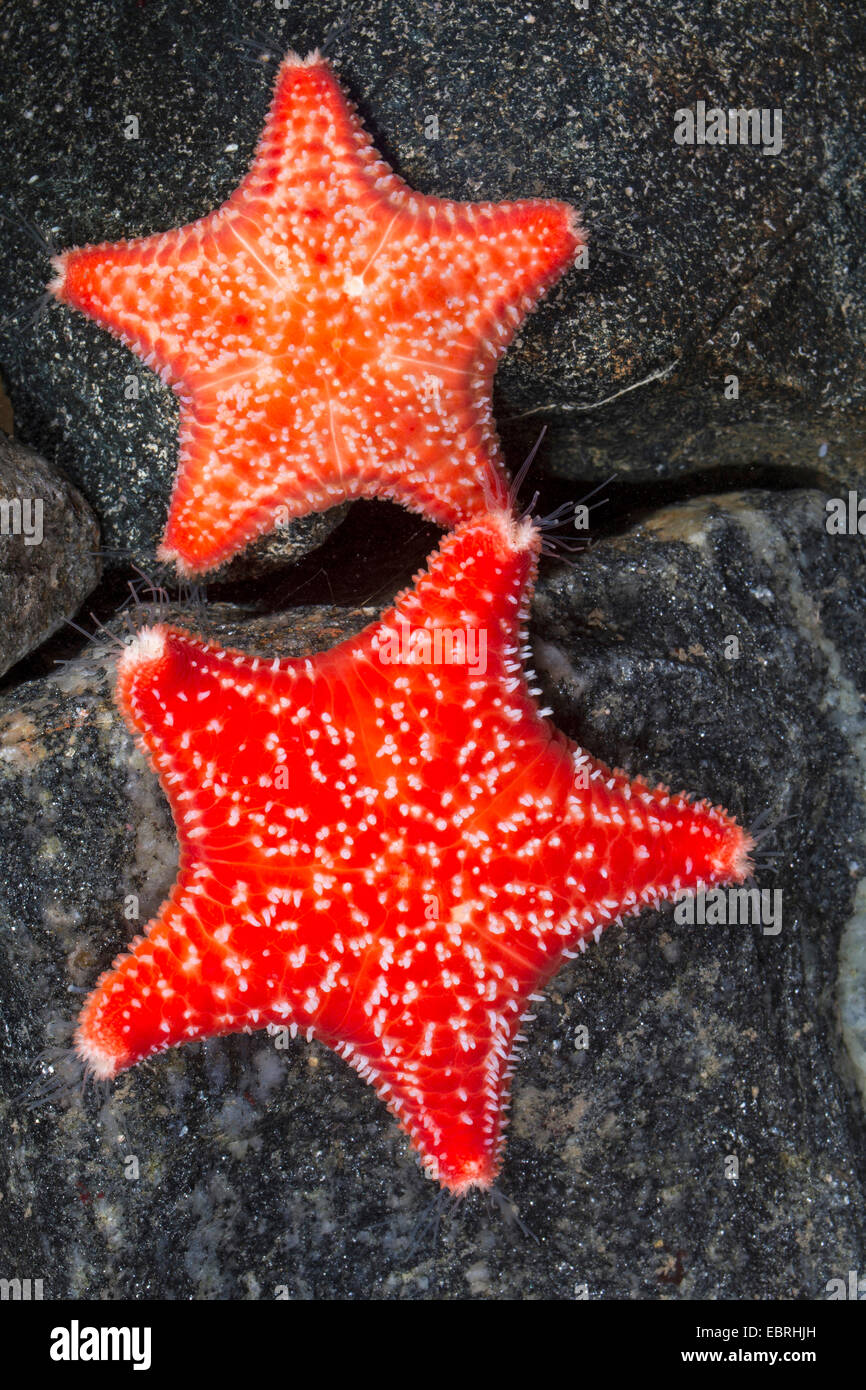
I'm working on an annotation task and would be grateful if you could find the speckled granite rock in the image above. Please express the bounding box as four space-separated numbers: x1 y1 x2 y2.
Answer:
1 0 864 569
502 385 866 495
0 488 864 1299
0 429 100 679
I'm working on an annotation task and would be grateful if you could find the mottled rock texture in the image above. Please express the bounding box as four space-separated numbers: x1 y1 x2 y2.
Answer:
0 429 100 680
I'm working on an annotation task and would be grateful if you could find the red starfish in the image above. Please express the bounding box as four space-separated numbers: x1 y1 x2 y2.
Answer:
76 511 751 1193
49 51 582 575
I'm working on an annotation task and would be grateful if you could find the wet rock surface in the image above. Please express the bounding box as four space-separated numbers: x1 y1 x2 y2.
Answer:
0 429 100 680
0 0 864 1303
503 385 866 495
0 489 864 1299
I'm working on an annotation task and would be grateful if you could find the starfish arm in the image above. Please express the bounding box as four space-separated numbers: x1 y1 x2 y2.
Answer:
327 512 576 846
376 436 509 526
391 197 584 365
49 205 312 391
115 623 398 869
158 396 345 576
49 225 206 384
306 898 554 1193
74 859 353 1079
384 510 541 661
74 869 245 1078
329 998 525 1194
114 624 233 805
235 52 410 211
50 219 262 390
464 197 584 321
114 625 325 859
545 762 754 954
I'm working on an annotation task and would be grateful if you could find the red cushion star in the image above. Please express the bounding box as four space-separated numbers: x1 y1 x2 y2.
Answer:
76 511 751 1192
49 51 582 575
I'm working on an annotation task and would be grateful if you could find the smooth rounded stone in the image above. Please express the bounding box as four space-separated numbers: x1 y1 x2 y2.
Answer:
0 429 100 679
1 487 864 1298
502 383 866 490
0 0 863 540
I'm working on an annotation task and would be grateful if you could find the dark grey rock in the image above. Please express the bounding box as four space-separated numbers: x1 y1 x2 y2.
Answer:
198 504 349 586
1 489 864 1299
503 385 866 493
0 429 100 678
1 0 864 571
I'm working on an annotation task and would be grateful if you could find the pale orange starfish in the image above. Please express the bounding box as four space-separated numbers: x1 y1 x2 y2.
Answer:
50 51 583 575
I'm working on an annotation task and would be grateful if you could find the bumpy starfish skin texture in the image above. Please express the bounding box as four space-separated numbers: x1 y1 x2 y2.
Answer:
76 512 752 1192
49 51 583 575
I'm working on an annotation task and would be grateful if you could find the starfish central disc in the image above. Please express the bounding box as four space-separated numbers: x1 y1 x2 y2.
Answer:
50 52 583 575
